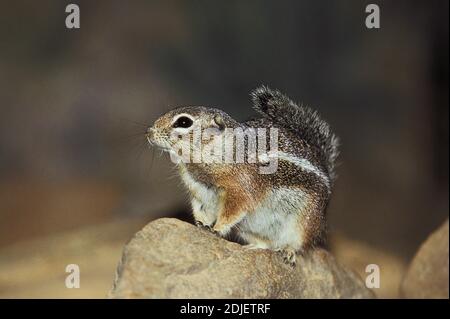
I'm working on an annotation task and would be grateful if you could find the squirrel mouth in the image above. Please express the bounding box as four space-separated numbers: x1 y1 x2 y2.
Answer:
146 135 173 152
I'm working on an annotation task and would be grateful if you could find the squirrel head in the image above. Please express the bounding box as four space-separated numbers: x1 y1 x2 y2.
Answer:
147 106 237 158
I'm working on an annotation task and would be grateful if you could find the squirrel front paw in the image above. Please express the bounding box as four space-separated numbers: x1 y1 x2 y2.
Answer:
195 220 219 235
212 222 232 237
195 220 211 230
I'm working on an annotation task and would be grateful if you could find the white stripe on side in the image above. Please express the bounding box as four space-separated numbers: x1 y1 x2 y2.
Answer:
277 151 330 191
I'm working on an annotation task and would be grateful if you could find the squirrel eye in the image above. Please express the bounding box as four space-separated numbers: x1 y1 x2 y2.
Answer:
173 116 193 128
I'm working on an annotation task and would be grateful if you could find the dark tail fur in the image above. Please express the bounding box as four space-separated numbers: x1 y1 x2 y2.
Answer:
251 86 340 182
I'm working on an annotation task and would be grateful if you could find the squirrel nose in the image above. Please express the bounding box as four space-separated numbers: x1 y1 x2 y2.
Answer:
146 127 154 139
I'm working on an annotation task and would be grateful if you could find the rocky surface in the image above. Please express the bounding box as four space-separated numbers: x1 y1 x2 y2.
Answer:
110 218 374 298
401 219 449 299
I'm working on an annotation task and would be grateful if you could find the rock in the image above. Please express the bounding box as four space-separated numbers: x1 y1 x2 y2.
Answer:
109 218 374 298
330 233 407 298
400 219 449 299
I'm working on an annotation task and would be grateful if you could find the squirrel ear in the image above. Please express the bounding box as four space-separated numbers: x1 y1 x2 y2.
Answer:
213 114 225 131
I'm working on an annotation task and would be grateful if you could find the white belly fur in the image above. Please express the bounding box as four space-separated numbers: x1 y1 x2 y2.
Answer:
238 188 310 250
179 166 219 226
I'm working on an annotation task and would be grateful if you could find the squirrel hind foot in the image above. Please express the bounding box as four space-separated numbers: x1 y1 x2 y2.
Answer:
277 248 297 268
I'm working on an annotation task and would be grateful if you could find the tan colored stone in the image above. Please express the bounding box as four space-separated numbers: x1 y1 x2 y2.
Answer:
110 218 374 298
401 219 449 299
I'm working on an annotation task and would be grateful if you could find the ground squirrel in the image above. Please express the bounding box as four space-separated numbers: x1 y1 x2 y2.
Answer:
146 86 339 266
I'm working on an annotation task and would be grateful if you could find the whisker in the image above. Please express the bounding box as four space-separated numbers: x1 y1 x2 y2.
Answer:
119 118 150 128
135 140 148 163
111 132 147 144
110 135 146 160
149 145 156 172
141 140 156 178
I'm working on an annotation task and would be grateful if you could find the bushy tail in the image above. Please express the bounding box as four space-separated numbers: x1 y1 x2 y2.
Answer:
251 86 340 182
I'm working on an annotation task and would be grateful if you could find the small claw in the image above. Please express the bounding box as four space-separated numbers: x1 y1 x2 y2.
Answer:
195 221 216 234
195 220 208 228
210 226 221 236
212 223 232 238
195 220 204 227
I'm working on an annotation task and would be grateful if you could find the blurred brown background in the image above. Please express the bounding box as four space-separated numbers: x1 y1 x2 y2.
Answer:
0 0 448 298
